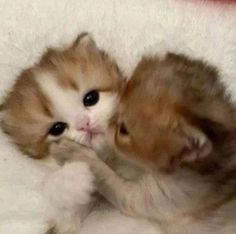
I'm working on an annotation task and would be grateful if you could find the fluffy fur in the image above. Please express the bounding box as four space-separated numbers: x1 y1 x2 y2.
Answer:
55 53 236 234
0 33 122 234
1 33 122 158
43 162 95 234
0 1 235 234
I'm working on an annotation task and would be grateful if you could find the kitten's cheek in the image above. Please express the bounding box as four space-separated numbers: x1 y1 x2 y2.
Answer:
105 126 116 147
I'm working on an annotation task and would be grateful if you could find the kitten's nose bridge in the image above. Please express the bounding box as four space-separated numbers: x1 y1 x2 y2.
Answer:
76 114 90 131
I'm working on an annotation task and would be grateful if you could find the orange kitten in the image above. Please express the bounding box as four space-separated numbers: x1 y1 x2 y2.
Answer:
60 53 236 233
112 53 236 172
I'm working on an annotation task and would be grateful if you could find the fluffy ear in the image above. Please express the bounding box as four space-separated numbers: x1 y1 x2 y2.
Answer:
177 123 213 164
72 32 98 54
175 102 236 165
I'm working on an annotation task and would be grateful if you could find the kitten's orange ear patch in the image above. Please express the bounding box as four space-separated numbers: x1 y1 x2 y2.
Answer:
73 32 98 53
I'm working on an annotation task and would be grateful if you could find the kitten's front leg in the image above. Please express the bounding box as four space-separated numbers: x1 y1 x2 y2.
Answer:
85 157 159 219
50 139 157 220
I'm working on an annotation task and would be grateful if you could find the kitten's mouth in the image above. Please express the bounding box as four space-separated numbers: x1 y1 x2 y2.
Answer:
88 131 102 141
81 129 104 145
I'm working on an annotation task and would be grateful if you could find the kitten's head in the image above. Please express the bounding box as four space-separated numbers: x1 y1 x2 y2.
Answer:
1 33 123 158
109 53 236 172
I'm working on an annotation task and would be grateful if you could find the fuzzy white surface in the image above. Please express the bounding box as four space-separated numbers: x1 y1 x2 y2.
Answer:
0 0 235 234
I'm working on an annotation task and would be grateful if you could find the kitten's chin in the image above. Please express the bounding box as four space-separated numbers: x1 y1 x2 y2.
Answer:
90 134 107 151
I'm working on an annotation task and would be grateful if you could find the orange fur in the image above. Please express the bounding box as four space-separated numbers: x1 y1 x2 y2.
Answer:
110 53 236 172
1 33 122 159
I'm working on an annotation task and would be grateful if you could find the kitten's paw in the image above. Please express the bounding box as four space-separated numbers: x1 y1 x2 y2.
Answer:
50 138 98 164
46 215 78 234
43 161 95 210
53 212 79 234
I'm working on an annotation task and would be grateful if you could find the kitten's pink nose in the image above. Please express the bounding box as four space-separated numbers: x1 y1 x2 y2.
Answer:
76 115 90 132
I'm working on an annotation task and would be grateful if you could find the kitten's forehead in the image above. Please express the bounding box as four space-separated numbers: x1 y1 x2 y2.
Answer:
35 71 79 122
39 45 120 93
119 67 179 132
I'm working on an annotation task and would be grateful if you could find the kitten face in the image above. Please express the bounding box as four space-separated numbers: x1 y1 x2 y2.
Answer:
1 33 123 158
109 53 236 171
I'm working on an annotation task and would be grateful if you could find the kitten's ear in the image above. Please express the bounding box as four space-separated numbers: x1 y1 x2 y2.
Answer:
177 124 212 164
72 32 98 54
175 102 236 165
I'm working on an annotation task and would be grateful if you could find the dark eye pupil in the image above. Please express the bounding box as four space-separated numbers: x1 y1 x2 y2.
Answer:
48 122 67 136
83 90 99 107
119 123 129 135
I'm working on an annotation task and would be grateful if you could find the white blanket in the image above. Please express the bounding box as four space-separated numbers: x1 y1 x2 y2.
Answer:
0 0 235 233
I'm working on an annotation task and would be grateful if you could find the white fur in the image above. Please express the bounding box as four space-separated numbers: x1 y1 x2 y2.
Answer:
42 162 95 234
36 71 118 150
36 70 118 233
0 1 235 234
43 162 94 210
36 72 80 124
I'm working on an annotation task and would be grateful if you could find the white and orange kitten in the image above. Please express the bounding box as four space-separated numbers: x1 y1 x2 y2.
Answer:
1 33 123 234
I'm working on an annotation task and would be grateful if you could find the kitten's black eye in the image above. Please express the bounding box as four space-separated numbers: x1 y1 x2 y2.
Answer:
83 90 99 107
119 122 129 136
48 122 67 136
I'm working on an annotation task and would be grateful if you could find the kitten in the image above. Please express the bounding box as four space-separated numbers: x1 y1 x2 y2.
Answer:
0 33 123 234
57 53 236 233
